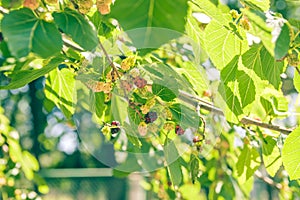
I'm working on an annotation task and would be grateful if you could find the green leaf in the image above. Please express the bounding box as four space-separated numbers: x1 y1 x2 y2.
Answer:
132 93 147 104
275 23 290 60
260 88 288 114
128 106 142 125
169 103 200 129
7 139 36 180
222 84 243 119
220 178 236 199
192 0 231 23
274 95 288 112
109 0 188 47
143 63 191 94
31 21 63 58
219 57 244 122
236 71 256 108
0 57 64 90
152 84 176 102
178 182 201 199
289 18 300 30
220 55 239 83
22 151 39 172
45 68 77 119
7 138 23 164
236 145 261 182
1 0 23 8
126 133 142 148
123 123 142 148
242 44 285 89
164 138 183 186
1 8 62 58
110 94 128 123
262 136 282 177
221 56 256 108
205 20 248 70
185 14 206 64
282 127 300 180
295 70 300 93
110 0 188 31
236 176 254 199
90 92 105 118
177 61 209 96
242 0 270 12
242 9 274 55
190 154 200 184
89 11 115 38
53 8 98 51
260 97 274 115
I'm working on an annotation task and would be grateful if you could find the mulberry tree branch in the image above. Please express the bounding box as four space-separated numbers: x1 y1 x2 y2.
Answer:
0 6 8 15
178 90 294 135
98 38 121 79
254 171 282 190
61 32 294 135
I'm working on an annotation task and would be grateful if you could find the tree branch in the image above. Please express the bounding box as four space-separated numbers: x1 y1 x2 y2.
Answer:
62 36 84 52
0 6 9 15
254 171 282 190
98 38 121 79
178 90 294 135
61 35 294 135
240 117 292 134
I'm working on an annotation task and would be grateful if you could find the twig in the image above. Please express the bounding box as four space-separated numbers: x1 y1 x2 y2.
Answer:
178 90 222 115
98 38 121 79
196 103 206 134
178 91 294 135
97 38 131 100
254 171 282 190
0 6 9 15
276 55 287 62
296 66 300 75
63 36 119 75
61 34 294 135
62 36 84 52
240 117 292 135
